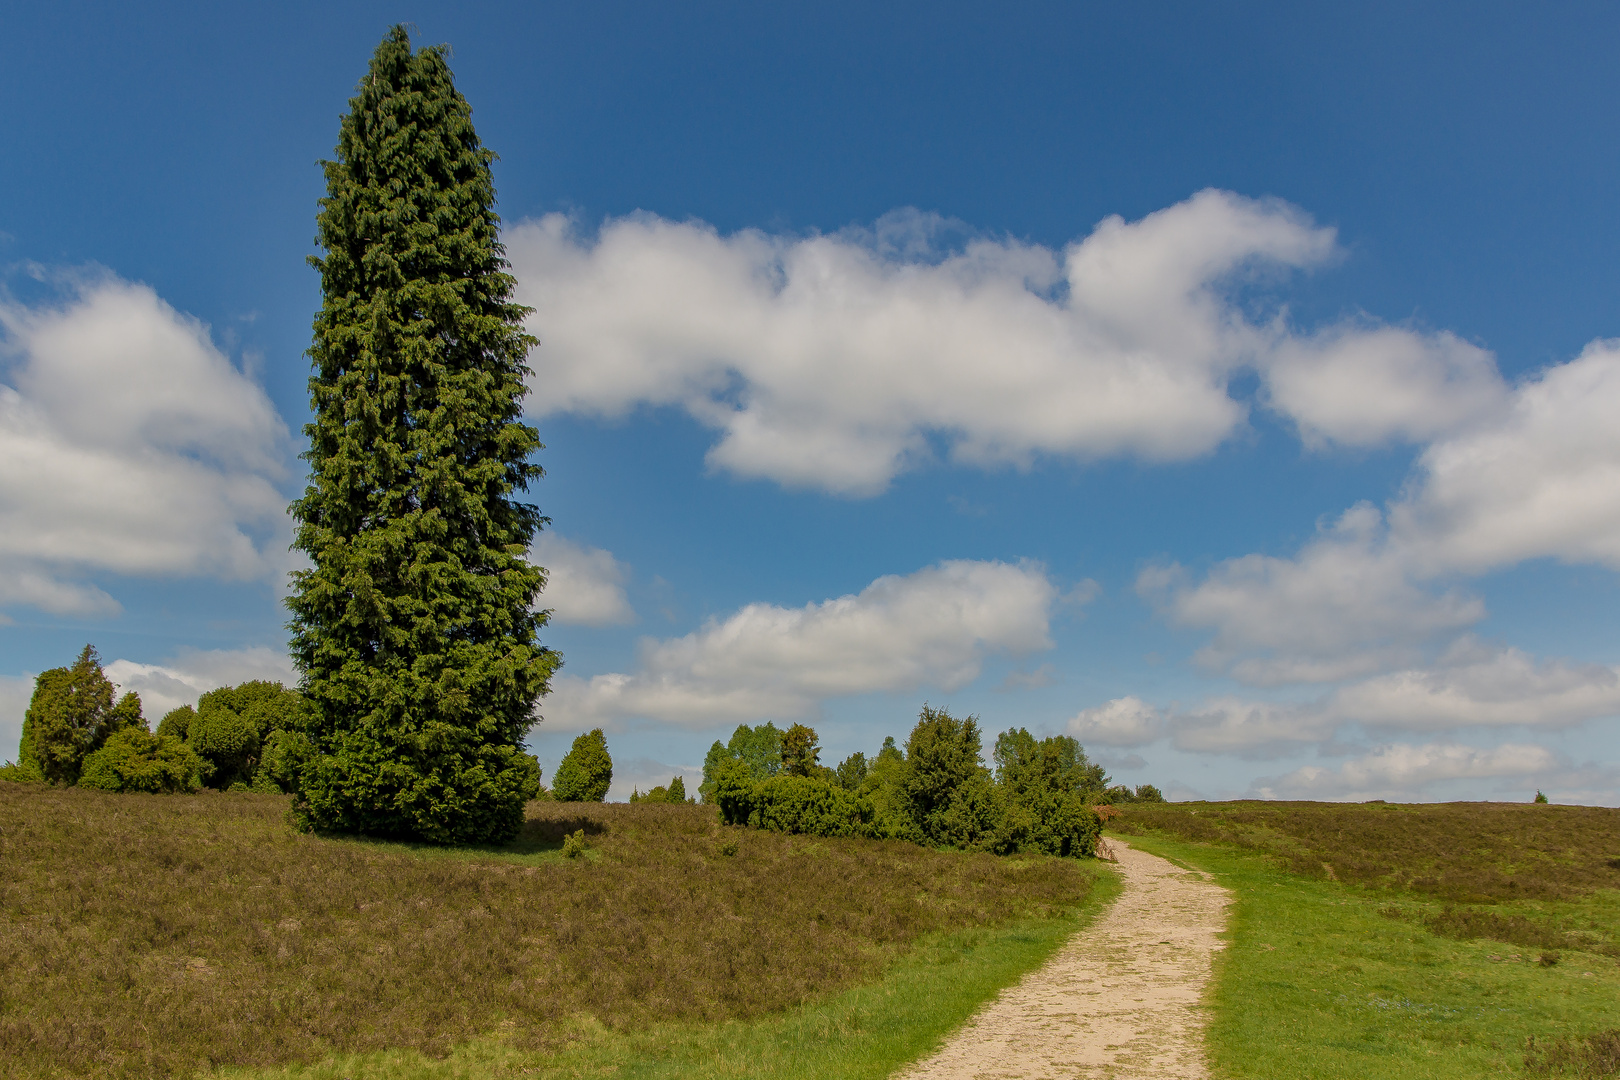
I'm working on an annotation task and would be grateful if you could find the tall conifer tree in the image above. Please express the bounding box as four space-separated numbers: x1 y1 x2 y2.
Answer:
287 26 558 843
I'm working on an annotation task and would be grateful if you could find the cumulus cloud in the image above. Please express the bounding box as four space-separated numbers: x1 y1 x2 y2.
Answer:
1140 503 1485 685
1151 341 1620 685
531 533 634 627
1168 696 1336 758
103 646 298 720
510 190 1424 495
544 560 1055 729
1249 741 1560 801
1394 339 1620 575
0 274 292 614
1326 640 1620 732
1262 326 1507 449
1067 695 1166 747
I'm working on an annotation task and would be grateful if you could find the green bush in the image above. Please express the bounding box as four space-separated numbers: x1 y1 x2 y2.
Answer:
668 775 687 803
155 705 196 740
0 759 45 783
711 756 757 825
898 705 1000 851
552 729 613 802
79 729 205 794
188 705 260 789
992 728 1105 857
17 646 143 786
254 728 315 793
747 775 873 837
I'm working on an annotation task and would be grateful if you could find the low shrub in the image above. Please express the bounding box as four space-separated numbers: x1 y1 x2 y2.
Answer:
747 775 873 837
77 728 205 794
1524 1030 1620 1078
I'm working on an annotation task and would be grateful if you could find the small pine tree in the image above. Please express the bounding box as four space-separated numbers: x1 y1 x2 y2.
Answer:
552 729 612 802
286 27 557 842
668 775 687 802
17 646 143 785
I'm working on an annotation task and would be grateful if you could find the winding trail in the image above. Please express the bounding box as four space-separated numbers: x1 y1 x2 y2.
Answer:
894 840 1231 1079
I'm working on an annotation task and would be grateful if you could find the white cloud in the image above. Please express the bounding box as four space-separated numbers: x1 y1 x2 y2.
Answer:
1325 640 1620 732
103 646 298 721
0 673 32 762
0 274 292 614
544 559 1055 729
1155 340 1620 687
1140 503 1484 686
1067 695 1165 747
1168 696 1336 758
1250 741 1560 801
531 533 634 627
1263 326 1507 449
509 190 1362 495
1394 338 1620 575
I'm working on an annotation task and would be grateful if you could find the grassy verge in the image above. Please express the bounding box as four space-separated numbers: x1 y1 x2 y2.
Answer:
0 783 1113 1079
1116 829 1620 1079
221 874 1120 1080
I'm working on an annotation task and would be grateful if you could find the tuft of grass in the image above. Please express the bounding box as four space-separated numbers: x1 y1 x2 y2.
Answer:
0 782 1101 1079
1525 1029 1620 1078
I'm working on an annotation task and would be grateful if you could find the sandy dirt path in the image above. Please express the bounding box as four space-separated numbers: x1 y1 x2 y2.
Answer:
893 839 1231 1079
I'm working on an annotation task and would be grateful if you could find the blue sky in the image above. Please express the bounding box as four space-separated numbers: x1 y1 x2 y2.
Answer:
4 2 1618 803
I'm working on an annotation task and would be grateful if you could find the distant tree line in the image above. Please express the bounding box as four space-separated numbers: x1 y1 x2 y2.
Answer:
697 706 1162 858
2 646 311 795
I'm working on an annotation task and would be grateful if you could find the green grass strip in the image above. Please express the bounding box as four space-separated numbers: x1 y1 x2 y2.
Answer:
1121 833 1620 1080
220 867 1119 1080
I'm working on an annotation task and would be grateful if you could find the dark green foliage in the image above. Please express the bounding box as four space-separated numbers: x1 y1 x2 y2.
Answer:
17 646 143 786
991 728 1103 857
1537 790 1551 803
155 705 195 740
835 751 868 791
898 705 1000 851
552 729 612 802
744 775 873 837
189 706 261 789
698 740 730 803
668 775 686 803
182 682 309 791
0 758 45 783
286 26 556 843
78 728 205 794
780 722 820 778
711 756 757 826
700 723 782 802
255 728 316 793
1133 783 1164 802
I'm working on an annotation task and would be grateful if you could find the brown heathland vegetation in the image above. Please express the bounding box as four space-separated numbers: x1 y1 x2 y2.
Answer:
0 782 1097 1080
1113 799 1620 902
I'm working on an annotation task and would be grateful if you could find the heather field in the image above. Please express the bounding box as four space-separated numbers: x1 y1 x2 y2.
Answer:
0 782 1108 1080
1112 801 1620 1079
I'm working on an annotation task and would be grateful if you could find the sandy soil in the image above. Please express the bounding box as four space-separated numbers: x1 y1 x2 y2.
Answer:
893 839 1231 1079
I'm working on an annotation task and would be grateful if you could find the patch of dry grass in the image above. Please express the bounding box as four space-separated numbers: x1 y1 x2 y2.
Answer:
1113 800 1620 902
0 782 1097 1079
